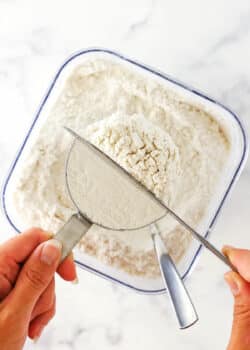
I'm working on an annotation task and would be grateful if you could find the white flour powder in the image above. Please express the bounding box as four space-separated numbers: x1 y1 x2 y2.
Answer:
12 58 230 276
67 123 166 232
84 113 181 205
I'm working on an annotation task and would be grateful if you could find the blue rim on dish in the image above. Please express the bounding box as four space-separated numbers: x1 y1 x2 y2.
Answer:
1 48 248 294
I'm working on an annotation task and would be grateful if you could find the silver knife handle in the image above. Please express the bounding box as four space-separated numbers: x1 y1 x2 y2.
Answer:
166 206 236 271
191 230 237 271
152 231 198 329
54 213 91 261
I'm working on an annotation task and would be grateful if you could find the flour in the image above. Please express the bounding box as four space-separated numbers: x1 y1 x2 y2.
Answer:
12 58 230 276
84 113 181 206
67 125 166 232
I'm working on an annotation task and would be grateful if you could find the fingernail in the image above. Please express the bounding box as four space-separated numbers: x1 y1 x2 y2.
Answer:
46 232 54 239
32 326 44 343
33 336 40 343
40 239 62 265
71 277 79 285
69 252 78 284
225 272 240 296
222 245 234 257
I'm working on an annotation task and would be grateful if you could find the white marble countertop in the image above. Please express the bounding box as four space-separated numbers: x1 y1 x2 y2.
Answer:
0 1 250 349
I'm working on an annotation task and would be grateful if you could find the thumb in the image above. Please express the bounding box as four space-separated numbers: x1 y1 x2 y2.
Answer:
223 246 250 282
5 239 62 318
225 271 250 349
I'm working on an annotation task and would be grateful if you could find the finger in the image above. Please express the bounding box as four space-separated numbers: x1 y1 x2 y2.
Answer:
0 270 20 301
4 239 62 318
28 297 56 340
225 271 250 303
57 252 77 282
0 228 51 263
224 271 250 349
0 228 50 300
31 279 55 321
223 246 250 282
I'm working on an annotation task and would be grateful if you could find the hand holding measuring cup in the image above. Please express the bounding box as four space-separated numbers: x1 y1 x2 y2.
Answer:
0 228 76 349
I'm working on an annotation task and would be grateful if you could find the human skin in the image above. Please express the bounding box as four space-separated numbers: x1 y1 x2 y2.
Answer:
0 229 249 350
0 228 77 350
223 246 250 350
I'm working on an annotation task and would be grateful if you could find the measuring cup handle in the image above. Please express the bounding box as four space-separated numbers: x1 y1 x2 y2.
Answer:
54 213 92 262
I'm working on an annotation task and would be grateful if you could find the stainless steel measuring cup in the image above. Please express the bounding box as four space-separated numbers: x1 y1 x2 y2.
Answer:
55 128 166 260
